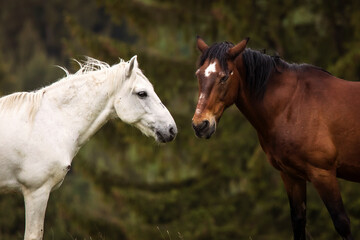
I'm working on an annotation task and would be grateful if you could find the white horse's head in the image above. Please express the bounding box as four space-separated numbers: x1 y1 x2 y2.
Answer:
113 56 177 143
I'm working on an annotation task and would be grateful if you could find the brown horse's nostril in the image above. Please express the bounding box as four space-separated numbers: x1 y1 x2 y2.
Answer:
199 120 209 131
192 120 209 132
192 120 215 139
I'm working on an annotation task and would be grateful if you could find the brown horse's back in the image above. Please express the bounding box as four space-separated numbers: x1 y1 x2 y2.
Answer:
263 68 360 182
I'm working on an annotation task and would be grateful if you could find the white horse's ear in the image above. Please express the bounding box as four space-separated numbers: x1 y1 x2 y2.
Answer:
126 55 138 77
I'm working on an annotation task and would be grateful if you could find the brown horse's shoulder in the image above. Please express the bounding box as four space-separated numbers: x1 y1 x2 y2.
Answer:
260 113 338 177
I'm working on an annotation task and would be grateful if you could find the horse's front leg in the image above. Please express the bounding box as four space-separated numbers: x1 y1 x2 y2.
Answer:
23 186 51 240
281 172 307 240
310 169 353 240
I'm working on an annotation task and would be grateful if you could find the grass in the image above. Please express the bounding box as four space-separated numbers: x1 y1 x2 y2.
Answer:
157 226 184 240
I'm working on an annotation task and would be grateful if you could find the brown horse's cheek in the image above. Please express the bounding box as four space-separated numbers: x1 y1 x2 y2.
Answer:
213 103 225 120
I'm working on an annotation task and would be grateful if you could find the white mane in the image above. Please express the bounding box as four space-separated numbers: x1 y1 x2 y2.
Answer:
60 57 112 77
0 91 44 121
0 57 127 122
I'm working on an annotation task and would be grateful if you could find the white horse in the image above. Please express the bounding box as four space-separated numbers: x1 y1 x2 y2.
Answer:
0 56 177 240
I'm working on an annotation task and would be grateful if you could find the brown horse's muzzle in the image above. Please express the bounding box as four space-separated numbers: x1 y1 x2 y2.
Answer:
192 119 216 139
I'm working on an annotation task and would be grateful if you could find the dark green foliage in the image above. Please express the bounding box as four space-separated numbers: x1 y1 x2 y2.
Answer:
1 1 360 239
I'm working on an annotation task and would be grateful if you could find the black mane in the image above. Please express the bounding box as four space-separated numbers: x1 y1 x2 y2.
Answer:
198 41 332 100
242 49 279 99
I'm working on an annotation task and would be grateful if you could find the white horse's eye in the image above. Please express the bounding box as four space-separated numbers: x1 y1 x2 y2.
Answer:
137 91 148 99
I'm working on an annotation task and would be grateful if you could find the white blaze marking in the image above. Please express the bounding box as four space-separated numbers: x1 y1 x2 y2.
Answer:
195 93 205 115
205 62 217 77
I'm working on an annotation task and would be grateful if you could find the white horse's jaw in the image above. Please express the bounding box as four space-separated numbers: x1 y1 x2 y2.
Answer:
132 113 177 143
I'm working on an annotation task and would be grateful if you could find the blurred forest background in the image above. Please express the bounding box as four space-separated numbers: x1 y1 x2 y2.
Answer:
1 0 360 239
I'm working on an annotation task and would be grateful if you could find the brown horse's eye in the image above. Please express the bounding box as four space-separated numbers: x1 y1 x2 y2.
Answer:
220 75 229 82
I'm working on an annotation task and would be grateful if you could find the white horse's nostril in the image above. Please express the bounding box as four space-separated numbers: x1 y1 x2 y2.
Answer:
155 125 177 143
168 127 177 141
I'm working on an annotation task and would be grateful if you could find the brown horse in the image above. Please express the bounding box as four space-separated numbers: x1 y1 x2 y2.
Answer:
192 37 360 240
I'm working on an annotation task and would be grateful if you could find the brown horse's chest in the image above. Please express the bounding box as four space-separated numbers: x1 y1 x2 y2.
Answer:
265 151 310 180
259 133 305 178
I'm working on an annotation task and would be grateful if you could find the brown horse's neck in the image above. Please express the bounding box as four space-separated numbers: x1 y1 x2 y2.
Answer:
233 55 299 137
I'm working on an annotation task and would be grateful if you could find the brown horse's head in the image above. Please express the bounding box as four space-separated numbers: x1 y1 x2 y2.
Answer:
192 37 249 138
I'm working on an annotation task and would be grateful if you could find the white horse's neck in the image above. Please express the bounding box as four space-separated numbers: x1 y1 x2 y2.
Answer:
42 64 124 153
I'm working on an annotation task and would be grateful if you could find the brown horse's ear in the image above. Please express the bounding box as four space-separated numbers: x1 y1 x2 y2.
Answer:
227 37 250 59
197 36 209 53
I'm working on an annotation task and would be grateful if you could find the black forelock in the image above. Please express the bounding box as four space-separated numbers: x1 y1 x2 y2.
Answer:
199 41 234 73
